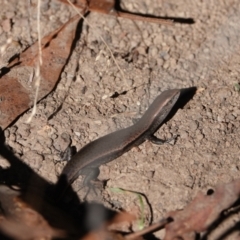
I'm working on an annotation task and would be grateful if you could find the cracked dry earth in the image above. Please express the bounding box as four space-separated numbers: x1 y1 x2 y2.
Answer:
1 0 240 239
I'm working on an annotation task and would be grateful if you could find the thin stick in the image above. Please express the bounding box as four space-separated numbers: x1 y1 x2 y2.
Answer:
26 0 42 123
125 218 172 240
111 11 173 25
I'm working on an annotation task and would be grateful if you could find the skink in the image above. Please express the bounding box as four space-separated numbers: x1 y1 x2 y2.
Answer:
61 89 180 185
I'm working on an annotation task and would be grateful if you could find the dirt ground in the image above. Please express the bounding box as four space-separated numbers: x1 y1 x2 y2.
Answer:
1 0 240 239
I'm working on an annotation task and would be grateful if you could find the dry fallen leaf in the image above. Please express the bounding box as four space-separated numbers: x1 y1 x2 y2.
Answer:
0 185 65 239
0 15 81 129
164 179 240 240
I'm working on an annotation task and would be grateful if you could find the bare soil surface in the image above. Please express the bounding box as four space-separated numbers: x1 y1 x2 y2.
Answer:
1 0 240 239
